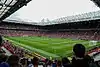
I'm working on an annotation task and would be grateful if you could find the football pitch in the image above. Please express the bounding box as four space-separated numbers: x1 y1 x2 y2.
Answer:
4 36 100 58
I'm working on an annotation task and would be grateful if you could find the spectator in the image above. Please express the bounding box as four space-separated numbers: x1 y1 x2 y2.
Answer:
27 59 33 67
84 55 98 67
0 54 8 63
7 55 22 67
57 60 62 67
95 60 100 67
0 35 3 51
0 54 9 67
0 35 2 44
45 58 49 67
72 44 89 67
52 60 57 67
62 57 72 67
32 57 38 67
20 58 27 67
73 44 85 58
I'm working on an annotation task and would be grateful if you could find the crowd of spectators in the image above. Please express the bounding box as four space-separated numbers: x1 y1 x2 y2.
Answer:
0 22 100 41
0 22 100 67
0 29 100 41
0 23 39 31
3 40 25 57
0 29 42 37
0 35 100 67
33 31 100 41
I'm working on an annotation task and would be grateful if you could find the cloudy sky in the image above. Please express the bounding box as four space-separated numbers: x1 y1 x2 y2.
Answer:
6 0 100 22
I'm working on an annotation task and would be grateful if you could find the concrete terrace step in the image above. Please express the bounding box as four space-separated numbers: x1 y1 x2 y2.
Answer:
1 47 12 56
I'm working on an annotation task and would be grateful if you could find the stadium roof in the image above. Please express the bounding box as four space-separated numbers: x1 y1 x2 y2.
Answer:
51 10 100 24
0 0 31 21
3 10 100 26
23 10 100 25
91 0 100 8
2 0 100 26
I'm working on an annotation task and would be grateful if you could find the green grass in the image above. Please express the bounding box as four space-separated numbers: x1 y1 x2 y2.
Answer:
4 36 100 58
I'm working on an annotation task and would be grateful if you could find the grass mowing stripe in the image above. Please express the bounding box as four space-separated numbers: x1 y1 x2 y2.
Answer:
8 37 53 52
7 37 73 54
5 38 60 58
6 36 99 57
6 36 90 57
15 37 88 48
19 36 85 43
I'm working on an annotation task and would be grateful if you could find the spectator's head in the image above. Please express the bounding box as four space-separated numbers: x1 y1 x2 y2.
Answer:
62 57 70 65
73 44 85 58
20 58 27 65
32 57 38 65
7 55 20 67
0 54 8 63
0 35 3 47
45 58 49 62
57 60 62 66
62 57 72 67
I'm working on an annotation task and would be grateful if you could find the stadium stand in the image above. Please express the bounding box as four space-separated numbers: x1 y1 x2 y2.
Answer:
0 11 100 41
0 0 100 67
0 19 100 41
0 19 100 67
1 35 100 67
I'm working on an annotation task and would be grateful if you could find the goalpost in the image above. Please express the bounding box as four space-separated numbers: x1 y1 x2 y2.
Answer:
89 40 97 46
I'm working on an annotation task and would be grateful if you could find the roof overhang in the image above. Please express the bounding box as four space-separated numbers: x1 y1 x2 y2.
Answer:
91 0 100 8
0 0 32 21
